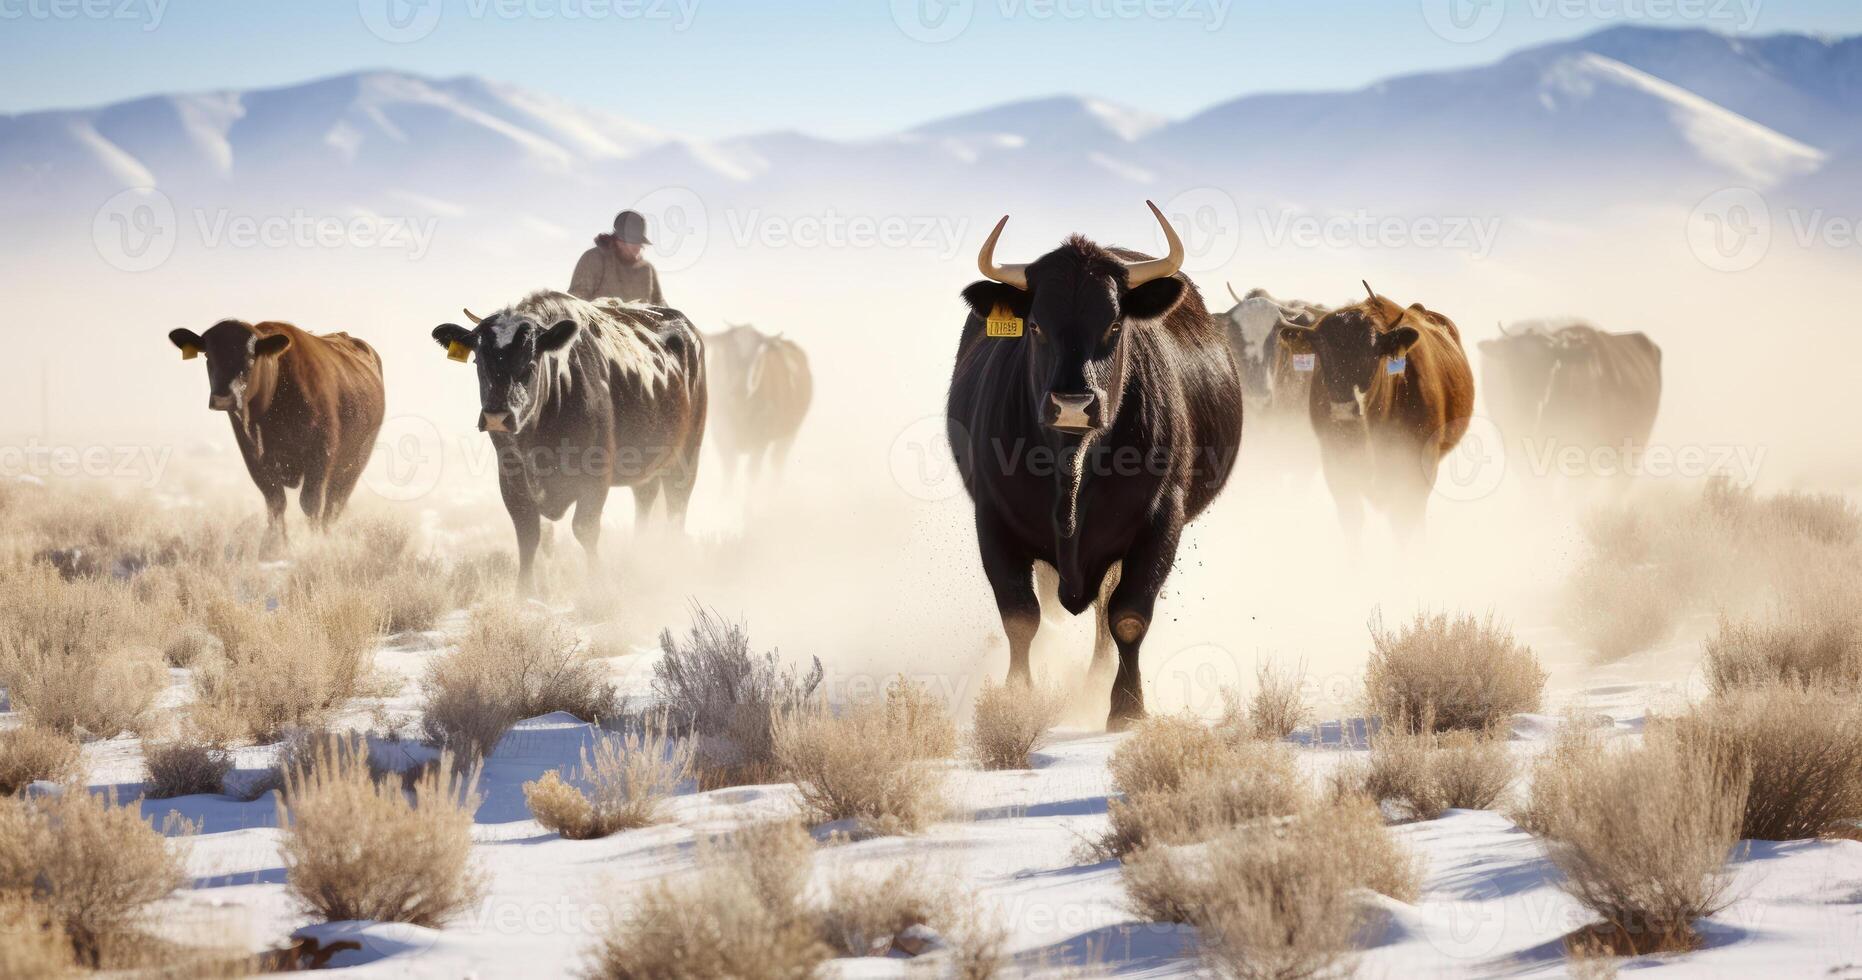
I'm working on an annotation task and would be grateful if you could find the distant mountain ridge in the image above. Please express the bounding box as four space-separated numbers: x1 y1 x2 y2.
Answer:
3 25 1856 236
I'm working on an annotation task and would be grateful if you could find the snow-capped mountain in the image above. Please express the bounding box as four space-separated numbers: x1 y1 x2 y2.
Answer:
2 26 1855 244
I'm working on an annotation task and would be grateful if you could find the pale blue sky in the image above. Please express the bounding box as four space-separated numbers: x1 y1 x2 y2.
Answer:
2 0 1856 138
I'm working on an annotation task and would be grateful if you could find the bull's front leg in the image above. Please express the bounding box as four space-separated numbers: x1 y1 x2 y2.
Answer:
1104 497 1186 731
975 508 1039 686
498 462 544 595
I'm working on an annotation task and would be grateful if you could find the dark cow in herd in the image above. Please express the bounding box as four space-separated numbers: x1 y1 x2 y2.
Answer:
168 319 385 548
1480 321 1662 480
433 290 707 593
948 202 1243 728
1278 285 1474 539
705 323 813 488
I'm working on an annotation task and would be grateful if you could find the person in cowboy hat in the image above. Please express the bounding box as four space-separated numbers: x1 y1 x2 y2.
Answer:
568 209 667 305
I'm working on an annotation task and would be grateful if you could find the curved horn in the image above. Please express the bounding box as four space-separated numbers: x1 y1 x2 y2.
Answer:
977 215 1028 290
1120 200 1184 287
1361 280 1377 303
1227 282 1244 305
463 308 484 325
1497 320 1512 338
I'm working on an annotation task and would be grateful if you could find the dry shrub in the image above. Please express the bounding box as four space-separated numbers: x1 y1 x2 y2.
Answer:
1704 616 1862 694
1123 798 1419 978
0 566 167 738
0 892 78 977
970 678 1065 770
1236 660 1313 740
523 725 694 839
186 584 389 743
1344 725 1518 821
1564 559 1677 661
0 790 190 965
772 701 947 834
1100 715 1308 858
816 861 956 956
1565 479 1862 650
422 603 618 760
0 725 82 794
143 738 233 799
653 606 822 786
886 676 960 761
583 819 829 980
1366 612 1544 734
277 742 483 927
1668 684 1862 841
1529 728 1745 953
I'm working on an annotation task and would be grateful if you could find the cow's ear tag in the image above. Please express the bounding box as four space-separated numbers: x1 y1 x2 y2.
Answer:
985 304 1024 339
1386 356 1407 375
447 341 471 363
1291 353 1315 372
180 344 199 361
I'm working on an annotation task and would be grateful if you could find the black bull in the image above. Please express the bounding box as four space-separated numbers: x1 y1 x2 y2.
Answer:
947 203 1243 729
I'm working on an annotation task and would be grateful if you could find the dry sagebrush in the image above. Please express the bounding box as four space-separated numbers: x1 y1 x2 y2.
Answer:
773 696 949 834
1366 612 1544 734
1704 616 1862 694
143 738 234 799
0 724 82 794
0 565 167 738
422 602 618 760
1668 684 1862 841
523 725 693 839
0 789 190 965
1232 660 1313 741
1099 715 1308 858
277 742 483 927
970 678 1065 770
652 606 823 786
584 819 830 979
1123 799 1419 979
1528 728 1746 953
1339 724 1519 821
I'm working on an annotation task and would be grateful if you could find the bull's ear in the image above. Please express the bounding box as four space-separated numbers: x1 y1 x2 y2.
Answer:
1377 327 1420 357
1277 324 1314 350
254 334 291 357
961 281 1027 320
432 324 473 350
537 319 580 353
1121 277 1185 322
168 329 203 354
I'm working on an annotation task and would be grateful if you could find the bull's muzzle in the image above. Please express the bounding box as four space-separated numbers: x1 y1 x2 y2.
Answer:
209 394 236 412
480 411 512 433
1045 392 1099 433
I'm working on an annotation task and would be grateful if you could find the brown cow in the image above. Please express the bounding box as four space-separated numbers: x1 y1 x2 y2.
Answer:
1479 321 1661 485
1278 285 1473 539
168 320 385 547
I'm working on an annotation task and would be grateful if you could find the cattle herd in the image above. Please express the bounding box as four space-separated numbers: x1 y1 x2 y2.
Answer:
167 201 1663 728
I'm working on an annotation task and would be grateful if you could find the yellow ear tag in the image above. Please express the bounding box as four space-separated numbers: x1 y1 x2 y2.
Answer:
447 341 471 363
985 304 1024 339
180 344 199 360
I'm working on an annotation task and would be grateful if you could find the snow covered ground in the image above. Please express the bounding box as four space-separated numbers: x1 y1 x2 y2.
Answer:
31 611 1861 979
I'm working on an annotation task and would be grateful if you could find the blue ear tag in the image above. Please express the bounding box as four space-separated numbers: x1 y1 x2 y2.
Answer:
1386 356 1407 375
